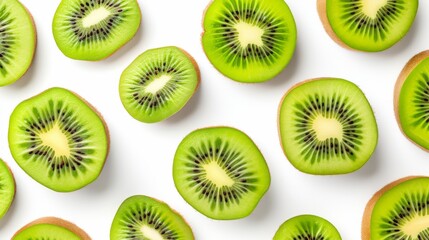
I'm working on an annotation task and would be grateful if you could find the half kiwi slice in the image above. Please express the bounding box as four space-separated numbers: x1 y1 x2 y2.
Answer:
8 87 109 192
110 195 194 239
274 214 342 240
362 176 429 240
173 126 270 220
52 0 141 61
12 217 91 239
394 51 429 152
0 0 36 86
318 0 418 52
202 0 297 83
0 158 15 220
119 46 200 123
278 78 378 175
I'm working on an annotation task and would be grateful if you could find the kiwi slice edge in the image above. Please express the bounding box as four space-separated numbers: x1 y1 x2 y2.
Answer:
0 158 15 220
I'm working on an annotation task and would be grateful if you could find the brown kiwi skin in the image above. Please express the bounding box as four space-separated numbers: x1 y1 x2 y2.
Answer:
393 50 429 153
361 176 424 240
316 0 354 51
12 217 91 239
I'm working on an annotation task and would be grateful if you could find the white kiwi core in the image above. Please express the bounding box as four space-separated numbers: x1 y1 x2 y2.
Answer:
401 215 429 239
39 123 70 157
140 225 164 240
203 161 235 187
145 75 172 94
361 0 388 19
82 7 111 28
234 21 264 48
312 115 343 141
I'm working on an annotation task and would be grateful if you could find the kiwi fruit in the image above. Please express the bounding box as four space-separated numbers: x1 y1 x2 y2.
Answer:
119 46 200 123
0 158 15 220
0 0 36 86
394 50 429 152
274 214 342 240
52 0 141 61
173 126 270 220
110 195 194 240
318 0 418 52
201 0 297 83
12 217 91 239
362 176 429 240
278 78 378 175
8 87 109 192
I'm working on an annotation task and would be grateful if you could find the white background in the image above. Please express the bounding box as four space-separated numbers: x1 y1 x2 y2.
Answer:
1 0 429 239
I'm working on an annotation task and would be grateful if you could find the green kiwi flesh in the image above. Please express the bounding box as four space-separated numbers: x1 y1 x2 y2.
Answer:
119 46 200 123
8 87 109 192
52 0 141 60
0 158 15 220
363 177 429 240
274 214 342 240
278 78 378 175
202 0 296 83
320 0 418 52
110 195 194 240
173 126 270 220
395 51 429 151
0 0 36 86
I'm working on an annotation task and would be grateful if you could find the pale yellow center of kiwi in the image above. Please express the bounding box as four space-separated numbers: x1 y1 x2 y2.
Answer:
361 0 388 19
234 21 264 48
203 161 234 187
312 115 343 141
140 225 164 240
145 75 172 94
82 7 111 28
39 123 70 157
401 215 429 239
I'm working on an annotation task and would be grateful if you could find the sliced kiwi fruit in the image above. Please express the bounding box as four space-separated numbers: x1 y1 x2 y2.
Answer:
0 158 15 220
318 0 418 52
8 87 109 192
12 217 91 239
0 0 36 86
274 214 342 240
110 195 194 240
394 50 429 152
202 0 297 83
119 46 200 123
278 78 378 175
362 176 429 240
52 0 141 61
173 126 270 220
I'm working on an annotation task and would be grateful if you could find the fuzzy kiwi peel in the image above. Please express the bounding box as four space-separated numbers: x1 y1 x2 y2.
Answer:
0 158 15 220
12 217 91 240
362 176 429 240
8 87 109 192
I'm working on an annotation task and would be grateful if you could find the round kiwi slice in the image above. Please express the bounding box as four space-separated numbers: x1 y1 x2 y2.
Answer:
8 87 109 192
274 214 342 240
318 0 418 52
394 50 429 152
110 195 194 239
0 0 36 86
201 0 297 83
362 176 429 240
119 46 200 123
52 0 141 61
173 126 270 220
0 158 15 220
12 217 91 240
278 78 378 175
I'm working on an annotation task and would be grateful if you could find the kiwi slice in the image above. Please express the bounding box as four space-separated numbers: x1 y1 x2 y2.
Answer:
110 195 194 239
201 0 297 83
362 176 429 240
278 78 378 175
173 126 270 220
12 217 91 239
119 46 200 123
0 0 36 86
8 87 109 192
318 0 418 52
52 0 141 61
0 158 15 220
274 214 342 240
394 51 429 152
